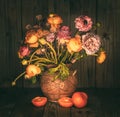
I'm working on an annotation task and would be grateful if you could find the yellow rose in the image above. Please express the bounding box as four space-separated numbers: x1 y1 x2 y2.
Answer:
67 35 82 53
26 64 41 78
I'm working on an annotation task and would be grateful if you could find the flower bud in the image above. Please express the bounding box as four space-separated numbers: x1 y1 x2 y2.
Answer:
12 81 16 86
97 51 106 64
39 38 47 45
22 59 28 65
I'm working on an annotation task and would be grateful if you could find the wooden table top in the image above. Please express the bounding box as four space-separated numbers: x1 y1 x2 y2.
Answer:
0 88 120 117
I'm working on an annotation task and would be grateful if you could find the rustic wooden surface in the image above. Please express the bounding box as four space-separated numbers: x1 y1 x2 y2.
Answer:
0 88 120 117
0 0 120 88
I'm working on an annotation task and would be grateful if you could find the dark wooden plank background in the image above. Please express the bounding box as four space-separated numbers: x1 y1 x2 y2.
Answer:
0 0 120 88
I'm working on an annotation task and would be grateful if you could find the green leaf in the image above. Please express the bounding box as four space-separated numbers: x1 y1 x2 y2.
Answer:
48 63 70 81
48 66 59 74
31 76 37 84
59 63 69 80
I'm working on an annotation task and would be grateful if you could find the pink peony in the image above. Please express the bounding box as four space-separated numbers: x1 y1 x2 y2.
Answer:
74 16 93 32
82 33 101 55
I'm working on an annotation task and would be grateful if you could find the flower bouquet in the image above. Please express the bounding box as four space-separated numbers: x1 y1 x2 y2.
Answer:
12 14 106 86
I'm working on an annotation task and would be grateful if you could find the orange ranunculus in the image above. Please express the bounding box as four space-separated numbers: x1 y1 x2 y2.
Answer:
29 42 39 48
97 51 106 64
25 30 38 44
50 25 60 32
59 38 70 45
47 14 63 25
47 14 63 32
36 29 44 38
42 30 50 36
26 64 41 78
67 35 82 53
37 29 49 38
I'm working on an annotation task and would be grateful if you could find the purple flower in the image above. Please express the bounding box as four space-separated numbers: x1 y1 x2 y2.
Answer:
74 16 93 32
82 33 101 55
57 26 71 40
46 33 55 43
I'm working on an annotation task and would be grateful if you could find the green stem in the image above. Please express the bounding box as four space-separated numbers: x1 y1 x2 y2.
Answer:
28 56 54 63
34 62 48 67
90 54 98 56
57 43 60 57
12 71 26 86
43 50 49 59
68 53 74 61
60 50 69 63
29 49 40 64
46 42 58 64
50 52 55 60
74 29 79 36
28 48 55 64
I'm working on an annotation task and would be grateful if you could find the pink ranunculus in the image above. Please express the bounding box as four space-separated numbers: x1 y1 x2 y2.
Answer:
18 46 30 58
82 33 101 55
57 26 71 40
74 16 93 32
46 33 55 43
56 26 71 44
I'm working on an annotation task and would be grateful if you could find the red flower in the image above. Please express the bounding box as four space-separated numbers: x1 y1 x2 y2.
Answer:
18 46 30 58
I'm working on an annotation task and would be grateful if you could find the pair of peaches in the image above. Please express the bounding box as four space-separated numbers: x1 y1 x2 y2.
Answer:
32 92 88 108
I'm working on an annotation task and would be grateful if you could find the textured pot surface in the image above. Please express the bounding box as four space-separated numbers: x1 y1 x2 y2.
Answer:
40 71 78 102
